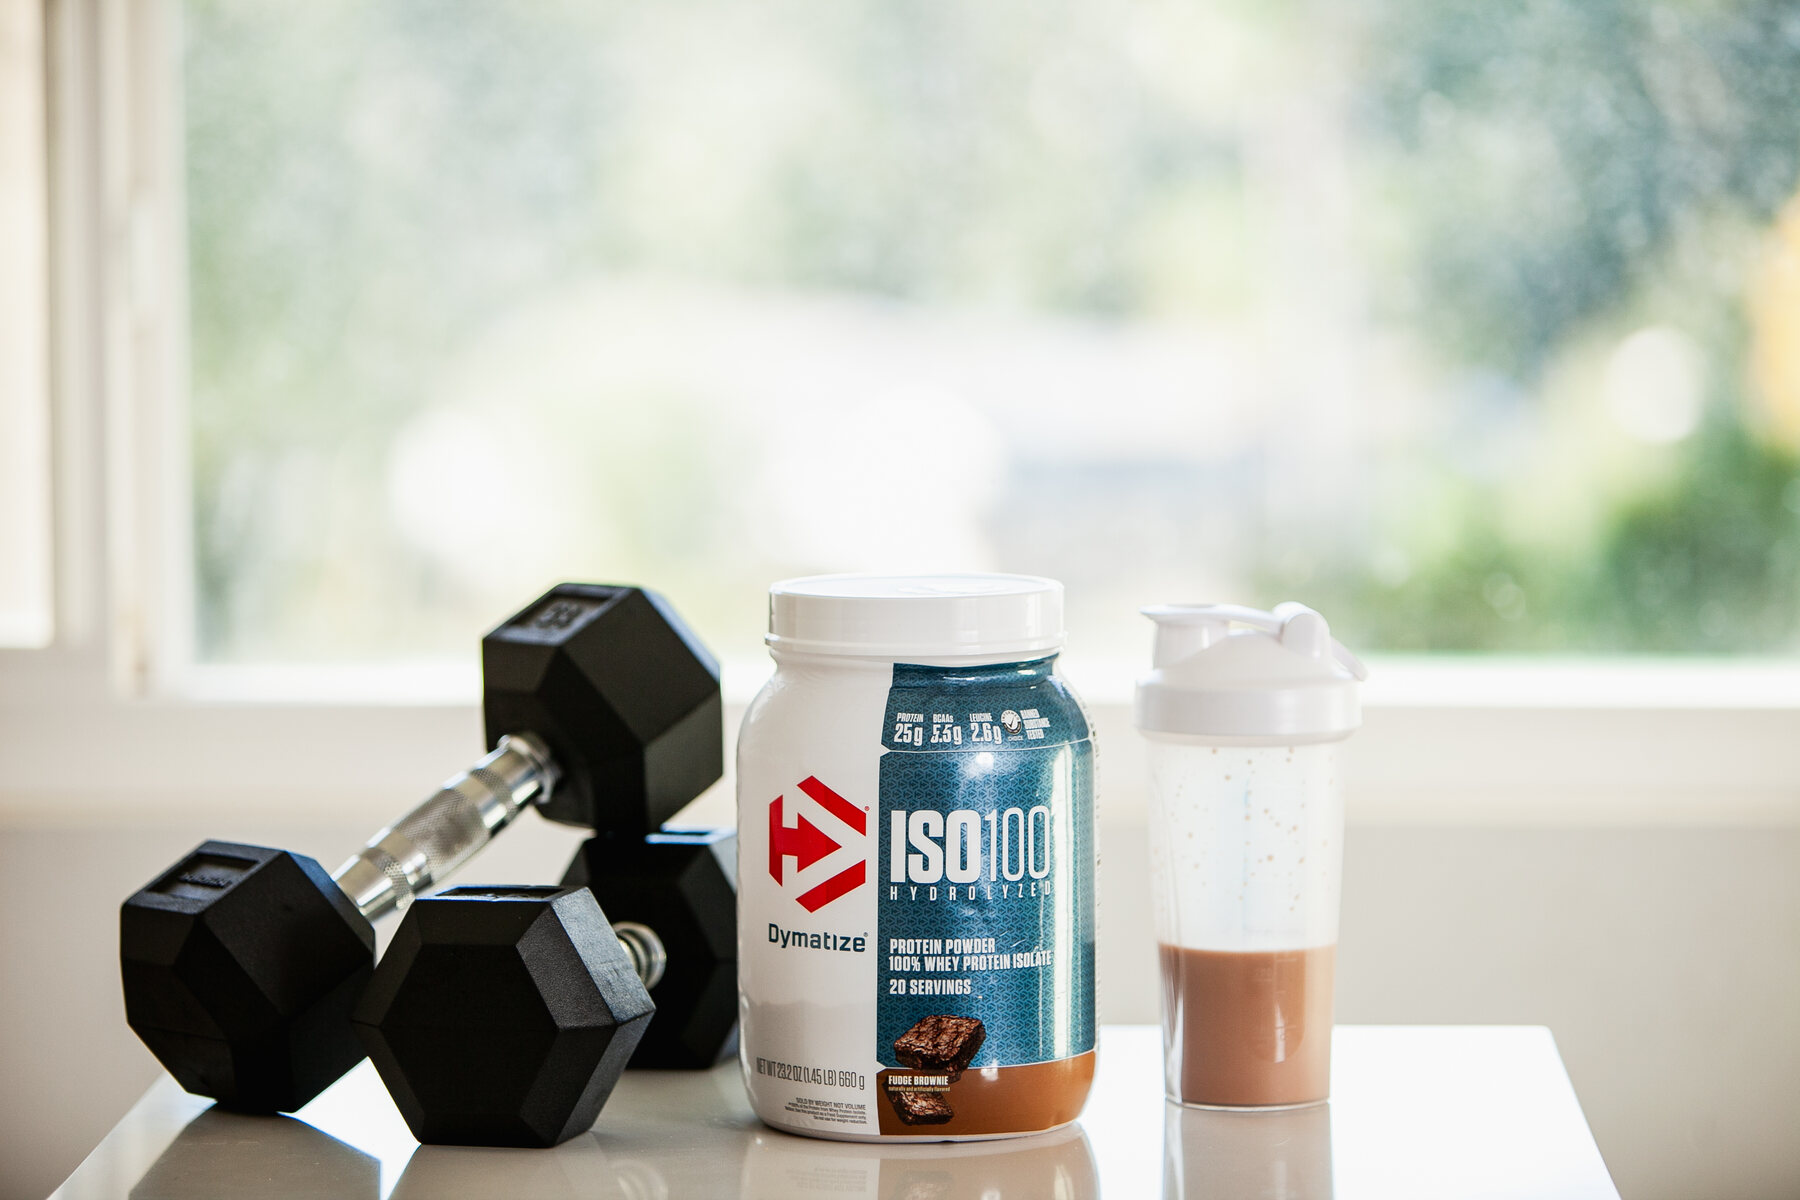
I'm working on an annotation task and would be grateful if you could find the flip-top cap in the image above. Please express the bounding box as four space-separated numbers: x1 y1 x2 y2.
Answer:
767 574 1065 660
1135 602 1366 743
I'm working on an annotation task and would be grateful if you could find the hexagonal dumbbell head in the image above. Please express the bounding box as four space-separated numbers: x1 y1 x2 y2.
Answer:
483 585 722 839
561 829 738 1069
352 885 655 1148
120 841 376 1113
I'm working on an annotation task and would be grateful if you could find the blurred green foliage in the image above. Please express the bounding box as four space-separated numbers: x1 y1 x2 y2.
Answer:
1285 419 1800 652
185 0 1800 659
1264 0 1800 651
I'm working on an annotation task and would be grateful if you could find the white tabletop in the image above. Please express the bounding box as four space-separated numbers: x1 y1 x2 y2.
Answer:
54 1025 1619 1199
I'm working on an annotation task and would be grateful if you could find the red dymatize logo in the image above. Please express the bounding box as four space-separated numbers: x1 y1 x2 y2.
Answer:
768 776 867 912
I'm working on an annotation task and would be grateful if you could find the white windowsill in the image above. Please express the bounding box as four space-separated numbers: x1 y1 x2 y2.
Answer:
157 654 1800 711
3 652 1797 830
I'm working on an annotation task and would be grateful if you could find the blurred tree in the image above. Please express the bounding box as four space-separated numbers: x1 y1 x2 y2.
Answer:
1359 0 1800 376
1269 0 1800 652
185 0 1800 659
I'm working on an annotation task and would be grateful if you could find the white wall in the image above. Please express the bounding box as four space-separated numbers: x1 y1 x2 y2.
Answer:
1330 826 1800 1200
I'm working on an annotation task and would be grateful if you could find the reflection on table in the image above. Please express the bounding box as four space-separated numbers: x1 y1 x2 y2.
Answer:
392 1134 677 1200
1162 1102 1333 1200
55 1028 1619 1200
741 1123 1097 1200
128 1109 378 1200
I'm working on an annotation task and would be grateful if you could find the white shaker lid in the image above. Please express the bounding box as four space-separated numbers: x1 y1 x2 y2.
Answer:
767 573 1065 659
1134 602 1367 742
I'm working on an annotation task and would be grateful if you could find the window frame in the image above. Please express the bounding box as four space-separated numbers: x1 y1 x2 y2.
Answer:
2 0 1796 832
0 0 54 647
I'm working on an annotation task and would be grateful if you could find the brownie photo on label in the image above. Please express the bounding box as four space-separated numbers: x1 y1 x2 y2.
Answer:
893 1015 986 1082
886 1088 955 1125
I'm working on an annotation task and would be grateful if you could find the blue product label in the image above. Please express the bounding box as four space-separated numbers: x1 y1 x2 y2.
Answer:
875 658 1096 1069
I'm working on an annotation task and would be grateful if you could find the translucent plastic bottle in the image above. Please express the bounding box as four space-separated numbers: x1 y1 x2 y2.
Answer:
1135 603 1365 1108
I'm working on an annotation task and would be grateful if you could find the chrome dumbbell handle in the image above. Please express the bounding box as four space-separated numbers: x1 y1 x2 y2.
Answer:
332 733 560 921
331 729 667 983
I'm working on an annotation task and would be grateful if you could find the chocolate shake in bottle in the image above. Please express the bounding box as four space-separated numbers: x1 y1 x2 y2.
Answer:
1135 603 1365 1109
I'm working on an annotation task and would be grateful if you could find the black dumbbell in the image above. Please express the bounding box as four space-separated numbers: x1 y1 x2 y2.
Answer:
351 830 736 1147
561 828 737 1069
119 584 721 1113
351 885 658 1148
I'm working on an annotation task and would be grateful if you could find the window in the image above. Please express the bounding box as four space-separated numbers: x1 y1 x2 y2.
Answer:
178 0 1800 671
4 0 1796 830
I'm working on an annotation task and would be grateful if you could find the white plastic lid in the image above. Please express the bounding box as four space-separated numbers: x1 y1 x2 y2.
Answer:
1134 602 1367 742
767 574 1065 660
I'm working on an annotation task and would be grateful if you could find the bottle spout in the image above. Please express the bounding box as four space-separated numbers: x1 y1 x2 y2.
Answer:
1140 604 1238 667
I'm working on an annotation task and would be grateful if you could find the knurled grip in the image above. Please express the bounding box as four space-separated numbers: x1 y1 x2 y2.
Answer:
332 733 559 921
381 781 494 896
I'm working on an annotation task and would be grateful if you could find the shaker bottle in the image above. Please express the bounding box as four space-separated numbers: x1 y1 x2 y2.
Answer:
1135 603 1365 1109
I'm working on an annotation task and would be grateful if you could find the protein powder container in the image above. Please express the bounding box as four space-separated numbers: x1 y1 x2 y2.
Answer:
737 574 1097 1141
